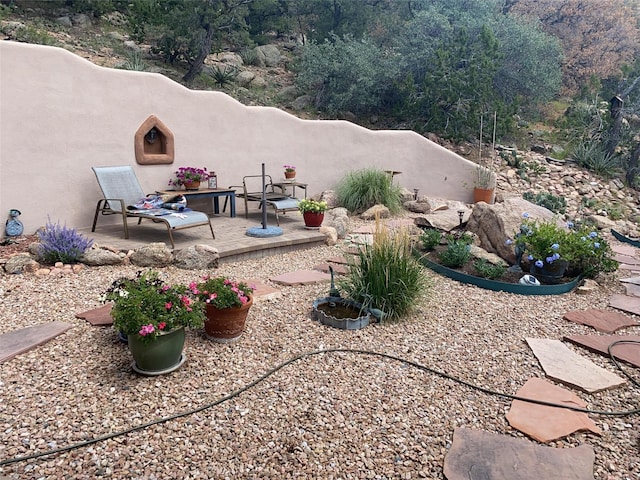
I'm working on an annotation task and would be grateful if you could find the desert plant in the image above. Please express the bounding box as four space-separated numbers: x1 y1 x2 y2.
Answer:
336 168 403 214
438 239 472 268
206 64 238 87
522 191 567 214
117 50 148 71
240 48 259 66
473 259 507 279
572 141 622 178
36 219 93 264
420 229 442 251
339 222 427 321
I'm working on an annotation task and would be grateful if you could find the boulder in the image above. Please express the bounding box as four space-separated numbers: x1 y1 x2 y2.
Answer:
466 196 556 265
361 204 390 220
254 44 281 67
173 244 219 270
319 226 338 246
129 243 173 267
4 254 39 274
80 248 123 266
413 200 470 232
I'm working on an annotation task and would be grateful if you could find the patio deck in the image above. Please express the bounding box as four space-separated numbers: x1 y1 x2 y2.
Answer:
83 207 326 263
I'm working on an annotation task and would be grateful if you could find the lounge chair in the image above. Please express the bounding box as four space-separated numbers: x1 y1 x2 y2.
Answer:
91 166 214 248
226 174 299 225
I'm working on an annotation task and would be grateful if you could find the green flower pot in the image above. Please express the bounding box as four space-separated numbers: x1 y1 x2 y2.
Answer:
127 327 186 375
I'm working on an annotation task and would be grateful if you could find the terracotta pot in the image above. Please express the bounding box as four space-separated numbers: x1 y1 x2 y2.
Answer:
127 327 185 374
183 180 200 190
473 187 494 204
303 211 324 228
284 171 296 179
204 297 253 343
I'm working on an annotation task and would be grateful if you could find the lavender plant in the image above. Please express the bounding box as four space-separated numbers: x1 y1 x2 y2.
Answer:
36 218 93 264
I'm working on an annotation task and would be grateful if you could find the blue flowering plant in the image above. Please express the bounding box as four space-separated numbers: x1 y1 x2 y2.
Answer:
103 271 205 342
510 213 617 278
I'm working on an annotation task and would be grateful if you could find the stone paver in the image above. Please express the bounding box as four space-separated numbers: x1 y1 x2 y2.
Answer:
612 244 637 257
75 303 113 326
619 276 640 285
270 270 331 286
609 294 640 315
506 378 601 443
244 278 281 302
563 309 638 333
624 283 640 297
564 334 640 369
0 321 73 363
313 263 349 275
614 253 640 265
443 428 595 480
526 338 626 393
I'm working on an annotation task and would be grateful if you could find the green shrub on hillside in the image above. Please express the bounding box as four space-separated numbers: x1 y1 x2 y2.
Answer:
336 168 403 214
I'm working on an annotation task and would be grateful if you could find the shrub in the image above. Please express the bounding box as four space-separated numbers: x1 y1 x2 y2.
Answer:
420 229 441 251
240 48 259 66
336 168 403 214
206 64 238 88
438 239 471 268
473 259 507 280
36 219 93 264
522 191 567 214
339 223 427 321
561 223 618 278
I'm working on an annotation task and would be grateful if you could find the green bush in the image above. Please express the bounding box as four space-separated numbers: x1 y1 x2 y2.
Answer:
339 225 427 321
438 240 471 268
522 191 567 214
420 229 442 251
473 259 506 280
336 168 403 214
206 64 239 88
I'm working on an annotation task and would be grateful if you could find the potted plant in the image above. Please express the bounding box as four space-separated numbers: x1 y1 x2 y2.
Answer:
473 165 496 203
168 166 211 190
103 270 205 374
195 276 255 343
298 198 328 228
283 164 296 179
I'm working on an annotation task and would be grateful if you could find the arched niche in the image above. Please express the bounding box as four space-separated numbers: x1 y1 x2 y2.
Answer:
134 115 175 164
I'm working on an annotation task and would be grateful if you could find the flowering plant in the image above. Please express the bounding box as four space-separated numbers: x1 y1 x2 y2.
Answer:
298 198 328 214
283 164 296 172
168 167 211 187
509 213 618 278
103 271 205 341
195 276 254 309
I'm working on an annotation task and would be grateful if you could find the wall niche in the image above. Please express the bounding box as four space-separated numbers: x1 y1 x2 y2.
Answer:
134 115 175 165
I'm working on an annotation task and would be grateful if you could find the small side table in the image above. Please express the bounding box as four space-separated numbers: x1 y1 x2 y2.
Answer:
271 180 308 199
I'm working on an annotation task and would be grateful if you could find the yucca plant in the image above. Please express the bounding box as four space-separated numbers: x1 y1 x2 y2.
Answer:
339 219 427 321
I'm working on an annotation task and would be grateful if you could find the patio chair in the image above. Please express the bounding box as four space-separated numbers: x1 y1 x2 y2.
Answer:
226 174 300 225
91 166 214 248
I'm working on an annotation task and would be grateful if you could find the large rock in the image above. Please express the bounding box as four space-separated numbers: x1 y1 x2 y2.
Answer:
360 204 390 220
80 248 123 266
129 243 173 267
325 207 350 238
413 199 470 231
4 254 39 274
172 244 219 270
466 196 556 265
254 44 280 67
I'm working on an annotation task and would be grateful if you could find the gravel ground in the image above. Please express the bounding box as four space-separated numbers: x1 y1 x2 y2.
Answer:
0 230 639 479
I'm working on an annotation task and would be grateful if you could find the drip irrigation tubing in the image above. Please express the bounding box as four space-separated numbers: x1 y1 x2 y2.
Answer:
1 345 638 467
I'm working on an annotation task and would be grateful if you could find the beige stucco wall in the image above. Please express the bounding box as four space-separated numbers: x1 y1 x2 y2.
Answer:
0 41 479 235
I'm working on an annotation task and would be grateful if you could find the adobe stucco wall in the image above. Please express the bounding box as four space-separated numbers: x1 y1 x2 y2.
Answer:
0 41 479 235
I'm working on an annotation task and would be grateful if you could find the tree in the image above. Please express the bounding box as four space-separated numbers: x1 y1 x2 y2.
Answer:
507 0 640 95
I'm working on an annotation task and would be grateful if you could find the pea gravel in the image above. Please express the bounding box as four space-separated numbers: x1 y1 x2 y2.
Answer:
0 238 639 479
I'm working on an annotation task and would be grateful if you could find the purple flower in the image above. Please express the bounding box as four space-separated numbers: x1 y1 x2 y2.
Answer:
594 242 600 249
527 254 534 261
522 212 530 218
589 231 597 239
567 221 574 229
551 243 559 250
535 260 544 268
505 239 513 245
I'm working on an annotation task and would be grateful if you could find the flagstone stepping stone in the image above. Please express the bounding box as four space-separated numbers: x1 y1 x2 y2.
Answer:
563 309 638 333
526 338 626 393
326 256 352 265
616 263 640 272
243 278 281 302
443 428 595 480
270 270 331 286
614 253 640 265
385 218 415 228
506 378 601 443
624 283 640 297
564 334 640 368
352 225 375 234
612 244 637 257
0 321 72 363
313 263 349 275
620 276 640 285
609 294 640 315
75 303 113 326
